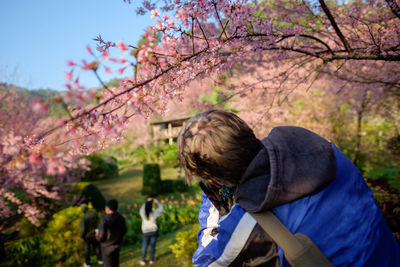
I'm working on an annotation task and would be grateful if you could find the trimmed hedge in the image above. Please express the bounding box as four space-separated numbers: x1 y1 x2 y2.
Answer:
141 163 162 196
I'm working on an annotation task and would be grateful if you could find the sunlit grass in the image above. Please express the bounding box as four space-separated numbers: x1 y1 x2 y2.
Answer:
93 165 182 214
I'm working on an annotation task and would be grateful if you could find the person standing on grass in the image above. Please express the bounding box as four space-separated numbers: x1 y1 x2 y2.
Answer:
80 203 103 267
139 198 163 266
96 199 126 267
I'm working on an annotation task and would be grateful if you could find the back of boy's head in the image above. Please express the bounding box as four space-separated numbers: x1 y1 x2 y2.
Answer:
178 109 262 186
106 199 118 212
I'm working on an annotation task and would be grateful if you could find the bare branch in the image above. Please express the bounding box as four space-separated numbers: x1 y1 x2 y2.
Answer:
191 16 195 54
38 48 209 139
212 1 229 39
196 19 210 48
93 70 116 96
318 0 353 53
385 0 400 19
276 34 335 55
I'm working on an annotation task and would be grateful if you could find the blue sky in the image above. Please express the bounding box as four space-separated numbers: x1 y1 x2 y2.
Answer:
0 0 154 91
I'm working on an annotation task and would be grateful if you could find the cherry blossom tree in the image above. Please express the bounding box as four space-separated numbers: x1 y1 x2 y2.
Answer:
0 84 86 226
47 0 399 148
8 0 399 222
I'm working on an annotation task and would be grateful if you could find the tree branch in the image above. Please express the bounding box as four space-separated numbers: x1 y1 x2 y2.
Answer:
191 17 195 54
196 19 210 48
385 0 400 19
318 0 353 53
38 48 209 139
212 1 229 39
276 34 335 55
93 70 115 96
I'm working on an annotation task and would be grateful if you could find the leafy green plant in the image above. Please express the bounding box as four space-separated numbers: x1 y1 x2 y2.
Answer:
169 224 199 267
40 206 84 265
367 168 400 193
142 163 162 196
124 210 142 245
162 143 179 167
6 236 43 266
84 153 119 181
387 134 400 169
157 198 200 235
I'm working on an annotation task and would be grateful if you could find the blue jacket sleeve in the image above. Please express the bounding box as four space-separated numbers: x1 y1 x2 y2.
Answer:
193 192 257 267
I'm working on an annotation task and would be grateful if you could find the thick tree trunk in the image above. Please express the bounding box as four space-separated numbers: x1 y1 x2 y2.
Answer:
351 90 368 164
351 109 363 164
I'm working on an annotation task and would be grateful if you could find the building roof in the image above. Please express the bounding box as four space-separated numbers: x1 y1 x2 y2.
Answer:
150 115 192 125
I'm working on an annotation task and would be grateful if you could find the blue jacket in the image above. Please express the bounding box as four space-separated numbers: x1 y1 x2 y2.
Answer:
193 126 400 267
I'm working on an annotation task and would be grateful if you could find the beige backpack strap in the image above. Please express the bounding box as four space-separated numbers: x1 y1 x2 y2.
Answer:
250 211 334 267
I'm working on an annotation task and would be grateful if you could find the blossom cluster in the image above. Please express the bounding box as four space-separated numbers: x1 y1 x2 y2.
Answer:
0 87 87 225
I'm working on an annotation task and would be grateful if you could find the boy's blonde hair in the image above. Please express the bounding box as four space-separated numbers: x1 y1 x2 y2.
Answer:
177 110 262 186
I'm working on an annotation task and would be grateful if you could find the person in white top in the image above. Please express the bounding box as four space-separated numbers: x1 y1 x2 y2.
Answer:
139 198 163 265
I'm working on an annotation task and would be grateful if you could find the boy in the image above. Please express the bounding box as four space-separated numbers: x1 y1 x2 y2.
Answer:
178 109 400 267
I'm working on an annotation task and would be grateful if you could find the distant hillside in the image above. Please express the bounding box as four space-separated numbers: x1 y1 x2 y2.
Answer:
0 82 66 117
20 87 60 99
1 82 60 97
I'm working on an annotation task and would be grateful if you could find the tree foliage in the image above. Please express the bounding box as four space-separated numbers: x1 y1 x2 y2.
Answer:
0 84 86 225
36 0 398 152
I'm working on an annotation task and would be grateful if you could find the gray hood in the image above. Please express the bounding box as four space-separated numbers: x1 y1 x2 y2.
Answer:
235 126 336 213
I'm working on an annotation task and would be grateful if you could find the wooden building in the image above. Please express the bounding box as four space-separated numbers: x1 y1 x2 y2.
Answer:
150 116 192 144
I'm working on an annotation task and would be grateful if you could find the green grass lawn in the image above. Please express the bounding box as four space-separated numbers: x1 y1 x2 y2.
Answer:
94 165 182 214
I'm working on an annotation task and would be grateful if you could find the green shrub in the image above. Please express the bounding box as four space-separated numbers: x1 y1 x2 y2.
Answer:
162 144 179 167
84 153 118 181
169 225 199 267
367 168 400 192
6 236 43 266
80 184 106 212
387 134 400 168
40 206 84 265
129 145 149 165
161 179 189 194
142 163 162 196
18 217 39 238
157 197 200 235
367 168 399 180
124 210 142 245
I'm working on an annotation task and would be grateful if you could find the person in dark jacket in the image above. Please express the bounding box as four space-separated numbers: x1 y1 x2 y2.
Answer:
96 199 126 267
177 109 400 267
80 203 102 267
